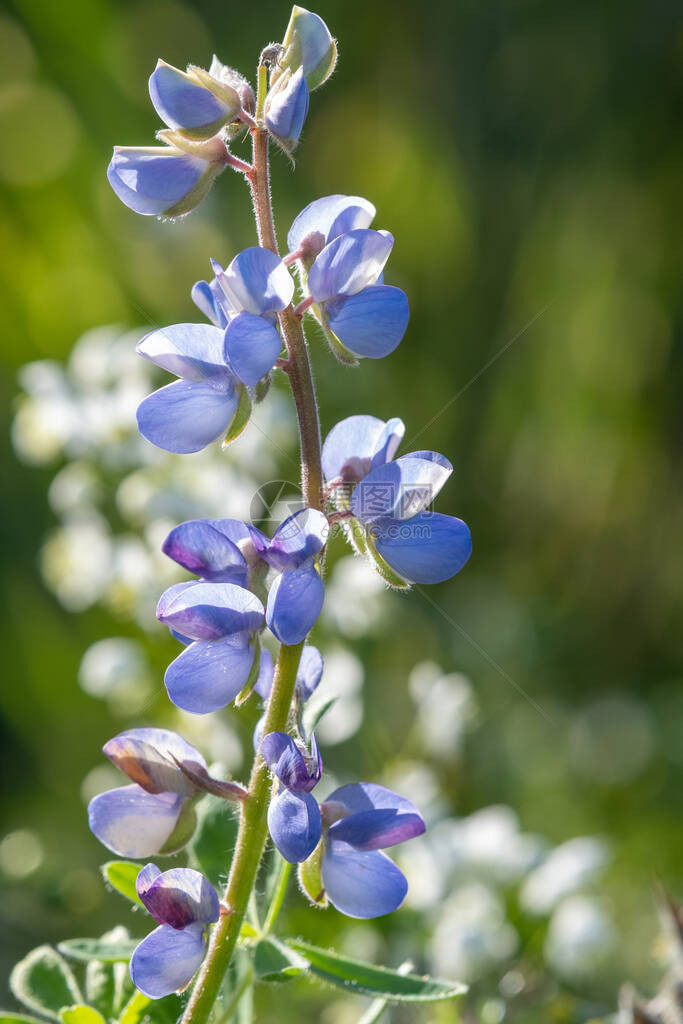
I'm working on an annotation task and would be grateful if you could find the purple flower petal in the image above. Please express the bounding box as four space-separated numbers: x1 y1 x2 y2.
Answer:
326 285 409 359
321 841 408 918
349 454 452 523
137 379 238 454
107 146 211 217
130 922 206 999
156 581 264 641
88 785 184 858
325 782 425 851
267 789 321 863
223 311 282 385
265 67 309 152
266 509 329 571
103 728 205 796
261 731 309 789
149 60 236 134
215 247 294 316
136 323 230 385
136 865 219 928
287 195 376 255
372 511 472 584
321 414 402 483
308 229 394 303
369 417 405 470
266 564 324 646
162 520 248 584
253 647 275 700
164 635 256 714
295 645 323 702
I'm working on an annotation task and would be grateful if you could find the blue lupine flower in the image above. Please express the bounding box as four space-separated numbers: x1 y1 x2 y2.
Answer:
161 518 251 585
323 414 472 584
305 226 409 359
156 581 265 714
261 731 323 862
130 864 219 999
149 60 242 140
288 193 377 261
248 508 329 645
275 6 337 91
318 782 426 918
107 141 228 218
253 643 323 750
87 729 205 858
265 66 309 153
136 247 293 452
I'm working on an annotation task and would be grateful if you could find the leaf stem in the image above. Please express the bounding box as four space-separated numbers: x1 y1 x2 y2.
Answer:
262 856 292 936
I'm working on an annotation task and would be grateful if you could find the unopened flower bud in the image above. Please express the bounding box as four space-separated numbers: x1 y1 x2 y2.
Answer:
275 7 337 92
265 66 309 154
107 142 228 218
208 56 255 116
149 59 241 140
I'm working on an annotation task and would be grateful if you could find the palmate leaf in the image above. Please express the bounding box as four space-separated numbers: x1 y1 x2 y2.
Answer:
101 862 143 906
9 947 83 1021
57 939 137 965
252 938 309 981
59 1006 107 1024
285 941 467 1002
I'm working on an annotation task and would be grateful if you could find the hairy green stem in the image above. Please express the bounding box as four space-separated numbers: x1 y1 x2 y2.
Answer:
181 72 325 1024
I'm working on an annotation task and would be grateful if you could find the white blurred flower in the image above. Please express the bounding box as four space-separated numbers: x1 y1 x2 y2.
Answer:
40 513 113 611
78 636 153 713
450 805 544 884
430 882 518 982
48 462 101 515
569 695 655 785
409 661 477 759
322 555 388 637
310 646 364 745
544 895 615 979
519 836 609 915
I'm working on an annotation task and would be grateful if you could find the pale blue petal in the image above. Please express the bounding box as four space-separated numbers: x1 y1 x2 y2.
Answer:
372 512 472 584
156 581 264 641
130 923 205 999
287 195 375 254
136 323 230 384
308 229 393 303
215 247 294 315
107 147 208 217
326 783 425 850
165 635 255 714
370 417 405 470
322 414 393 482
137 379 237 454
149 60 235 132
268 789 321 863
321 842 408 918
253 647 275 699
223 311 282 385
266 565 324 645
88 785 183 858
265 67 309 151
191 279 231 328
260 732 309 790
349 454 452 522
326 285 408 358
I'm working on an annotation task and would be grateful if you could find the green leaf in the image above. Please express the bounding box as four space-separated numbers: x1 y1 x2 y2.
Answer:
101 862 143 906
302 696 337 741
57 938 138 964
59 1006 107 1024
253 938 309 982
222 385 251 448
84 930 135 1018
0 1014 48 1024
115 972 180 1024
285 942 467 1002
10 947 83 1020
187 794 239 889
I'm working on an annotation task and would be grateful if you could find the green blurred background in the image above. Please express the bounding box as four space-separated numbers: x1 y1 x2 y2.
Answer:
1 0 682 1020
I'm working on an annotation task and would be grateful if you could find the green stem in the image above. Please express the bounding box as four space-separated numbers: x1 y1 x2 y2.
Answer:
181 80 326 1024
262 857 292 936
180 642 303 1024
217 963 255 1024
